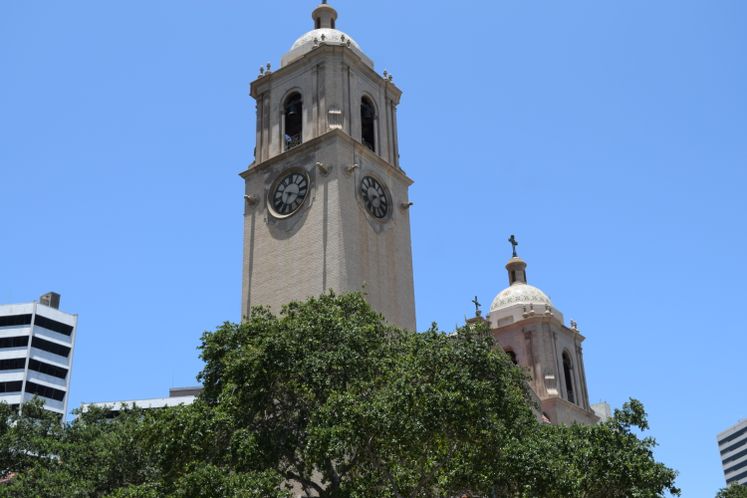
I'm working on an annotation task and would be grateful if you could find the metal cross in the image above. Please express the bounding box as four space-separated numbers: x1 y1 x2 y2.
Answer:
472 296 481 316
508 234 518 257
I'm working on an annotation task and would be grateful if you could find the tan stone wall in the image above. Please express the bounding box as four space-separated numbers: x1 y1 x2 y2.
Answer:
241 131 415 331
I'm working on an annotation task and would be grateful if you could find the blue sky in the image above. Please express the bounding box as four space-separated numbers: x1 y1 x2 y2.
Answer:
2 1 745 496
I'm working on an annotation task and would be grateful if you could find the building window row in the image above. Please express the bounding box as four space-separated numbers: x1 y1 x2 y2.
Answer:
34 315 74 336
723 446 747 466
0 358 26 371
726 467 747 485
725 458 747 479
31 337 71 358
721 434 747 456
720 426 747 450
28 359 68 380
0 314 33 328
0 336 29 349
0 381 22 393
25 381 66 402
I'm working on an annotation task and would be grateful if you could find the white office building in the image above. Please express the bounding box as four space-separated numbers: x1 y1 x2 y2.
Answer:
0 292 78 419
81 386 201 414
718 419 747 487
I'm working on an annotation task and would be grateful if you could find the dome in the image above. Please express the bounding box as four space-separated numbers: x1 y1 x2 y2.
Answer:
490 283 553 313
282 28 372 68
280 3 373 69
291 28 361 52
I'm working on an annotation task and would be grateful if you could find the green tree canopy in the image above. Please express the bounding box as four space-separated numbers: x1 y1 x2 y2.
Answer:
717 485 747 498
1 292 679 497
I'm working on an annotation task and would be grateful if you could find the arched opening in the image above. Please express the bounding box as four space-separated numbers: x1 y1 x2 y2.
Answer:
504 349 518 365
361 96 376 152
315 18 321 29
331 18 336 29
562 351 576 404
284 92 303 150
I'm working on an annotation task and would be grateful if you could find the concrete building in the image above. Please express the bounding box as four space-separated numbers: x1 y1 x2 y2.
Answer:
240 1 416 331
0 292 78 419
81 386 201 414
718 419 747 487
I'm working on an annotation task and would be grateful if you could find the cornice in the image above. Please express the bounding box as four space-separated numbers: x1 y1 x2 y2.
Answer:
240 128 413 186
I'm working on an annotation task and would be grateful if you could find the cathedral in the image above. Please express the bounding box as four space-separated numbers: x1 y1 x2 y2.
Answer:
240 2 601 426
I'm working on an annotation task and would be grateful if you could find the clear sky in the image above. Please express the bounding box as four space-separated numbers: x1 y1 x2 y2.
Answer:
2 1 745 496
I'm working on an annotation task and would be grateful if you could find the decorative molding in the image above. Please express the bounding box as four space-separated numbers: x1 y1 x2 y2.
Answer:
328 107 343 130
316 162 331 176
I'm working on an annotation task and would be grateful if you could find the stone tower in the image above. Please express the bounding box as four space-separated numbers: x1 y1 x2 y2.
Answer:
240 2 416 330
487 245 598 425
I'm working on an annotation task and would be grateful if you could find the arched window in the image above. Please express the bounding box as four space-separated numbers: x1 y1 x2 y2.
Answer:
315 18 321 29
504 349 518 365
562 351 576 404
361 96 376 152
284 92 303 151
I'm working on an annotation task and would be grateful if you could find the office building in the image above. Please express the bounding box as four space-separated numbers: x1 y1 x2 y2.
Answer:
0 292 78 418
718 419 747 487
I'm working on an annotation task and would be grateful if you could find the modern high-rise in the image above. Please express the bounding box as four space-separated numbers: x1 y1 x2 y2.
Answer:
718 419 747 487
0 292 78 419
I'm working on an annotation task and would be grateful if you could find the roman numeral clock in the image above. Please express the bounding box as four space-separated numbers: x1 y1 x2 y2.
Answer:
239 2 416 331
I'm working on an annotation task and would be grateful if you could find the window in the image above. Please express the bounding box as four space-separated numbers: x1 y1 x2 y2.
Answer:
34 315 73 336
315 18 321 29
0 314 32 327
28 359 68 380
562 351 576 404
0 381 22 393
504 349 518 365
25 381 66 402
284 92 303 150
31 337 70 358
0 358 26 370
0 336 29 349
361 97 376 152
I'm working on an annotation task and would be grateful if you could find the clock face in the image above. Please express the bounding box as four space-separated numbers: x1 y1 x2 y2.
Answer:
360 176 389 219
270 171 309 217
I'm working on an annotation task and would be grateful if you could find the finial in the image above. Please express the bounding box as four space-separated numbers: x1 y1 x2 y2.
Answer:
508 234 518 258
312 1 338 29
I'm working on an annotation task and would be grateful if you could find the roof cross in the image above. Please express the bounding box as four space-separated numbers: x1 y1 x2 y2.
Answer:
472 296 482 316
508 234 519 258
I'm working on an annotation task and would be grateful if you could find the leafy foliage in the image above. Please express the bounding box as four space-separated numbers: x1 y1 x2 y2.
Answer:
0 292 679 497
717 485 747 498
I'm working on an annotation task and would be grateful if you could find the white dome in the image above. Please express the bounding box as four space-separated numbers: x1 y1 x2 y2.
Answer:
291 28 361 52
281 28 373 68
490 283 553 313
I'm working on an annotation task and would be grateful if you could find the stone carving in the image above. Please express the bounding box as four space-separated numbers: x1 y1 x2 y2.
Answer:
327 107 343 130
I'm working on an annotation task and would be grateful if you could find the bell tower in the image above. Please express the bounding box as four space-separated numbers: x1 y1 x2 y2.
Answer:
487 238 599 425
240 2 416 330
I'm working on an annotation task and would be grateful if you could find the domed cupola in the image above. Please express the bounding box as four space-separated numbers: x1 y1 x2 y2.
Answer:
281 2 374 68
488 235 563 327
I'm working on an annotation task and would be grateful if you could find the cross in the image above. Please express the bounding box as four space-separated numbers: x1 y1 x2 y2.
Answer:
472 296 481 316
508 234 518 257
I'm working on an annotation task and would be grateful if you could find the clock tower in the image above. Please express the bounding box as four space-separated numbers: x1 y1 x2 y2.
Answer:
240 2 416 330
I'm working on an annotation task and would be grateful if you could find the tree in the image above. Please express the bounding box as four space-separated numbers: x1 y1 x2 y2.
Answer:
717 485 747 498
1 292 680 497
